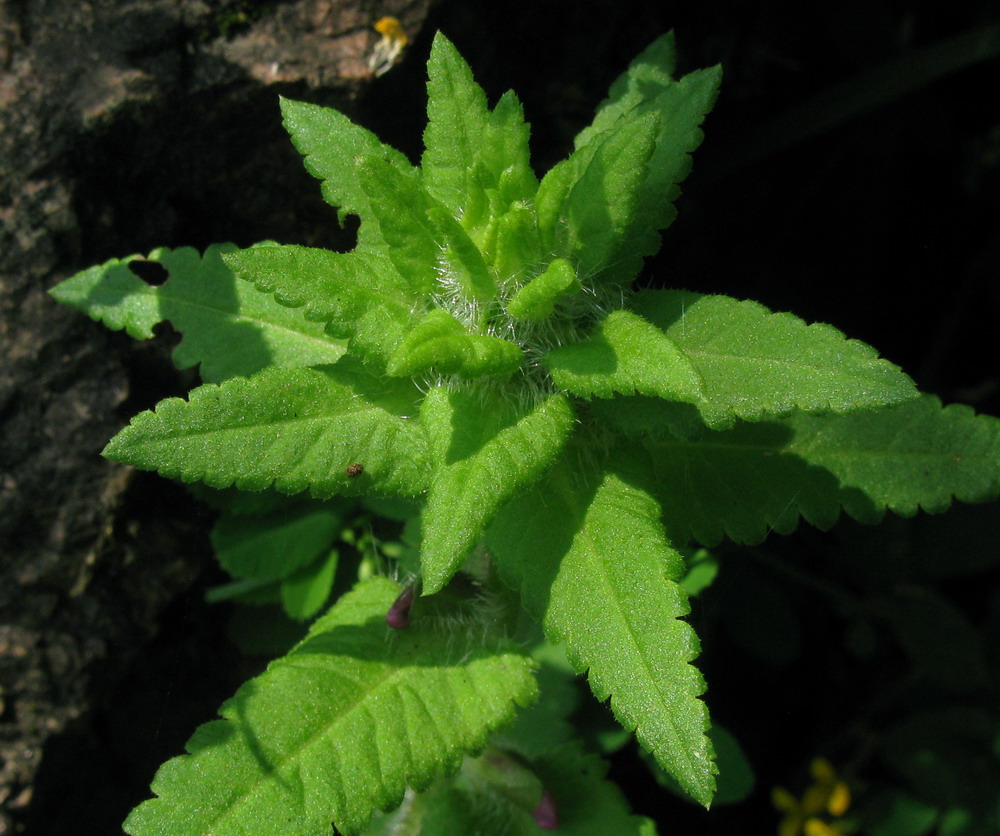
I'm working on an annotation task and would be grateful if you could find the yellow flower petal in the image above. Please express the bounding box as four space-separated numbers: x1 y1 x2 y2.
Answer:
827 781 851 816
772 786 800 813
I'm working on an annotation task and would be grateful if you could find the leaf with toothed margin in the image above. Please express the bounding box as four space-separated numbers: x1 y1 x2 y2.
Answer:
123 577 538 836
487 447 716 808
386 308 524 380
104 360 430 499
633 394 1000 547
48 244 346 383
573 32 721 289
419 388 577 595
279 97 416 249
222 243 413 368
536 112 659 280
627 289 919 428
422 32 536 234
544 309 704 401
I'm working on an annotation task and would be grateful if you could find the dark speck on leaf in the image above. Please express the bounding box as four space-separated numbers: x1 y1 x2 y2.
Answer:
346 462 364 478
386 585 414 630
128 259 169 286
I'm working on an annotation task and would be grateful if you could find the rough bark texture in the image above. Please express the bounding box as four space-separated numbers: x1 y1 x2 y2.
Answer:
0 2 434 832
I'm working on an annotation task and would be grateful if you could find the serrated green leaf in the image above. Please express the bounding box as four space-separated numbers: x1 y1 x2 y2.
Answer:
572 34 720 287
537 112 659 280
104 362 429 499
420 388 576 594
49 245 346 382
49 254 160 339
642 723 754 806
212 504 343 582
487 451 716 806
422 33 536 234
544 309 704 401
387 308 523 380
638 394 1000 546
477 90 537 212
355 154 441 299
281 548 339 620
123 577 538 836
222 242 412 332
422 32 491 216
280 97 416 249
628 289 919 426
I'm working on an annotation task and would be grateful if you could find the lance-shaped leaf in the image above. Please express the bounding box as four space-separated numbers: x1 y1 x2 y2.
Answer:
573 34 721 288
422 33 536 230
387 308 523 380
487 452 716 807
123 577 538 836
280 97 416 249
104 361 429 498
536 112 659 279
49 244 346 383
638 394 1000 547
544 309 704 401
628 289 918 427
419 388 577 594
422 31 490 215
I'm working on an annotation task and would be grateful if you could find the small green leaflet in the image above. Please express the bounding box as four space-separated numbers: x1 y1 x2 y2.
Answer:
123 577 538 836
575 33 721 289
48 244 345 383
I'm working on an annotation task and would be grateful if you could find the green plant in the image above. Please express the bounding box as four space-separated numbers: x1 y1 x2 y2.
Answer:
49 31 1000 835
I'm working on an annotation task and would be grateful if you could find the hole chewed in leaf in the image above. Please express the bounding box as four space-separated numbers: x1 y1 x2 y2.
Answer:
127 259 169 286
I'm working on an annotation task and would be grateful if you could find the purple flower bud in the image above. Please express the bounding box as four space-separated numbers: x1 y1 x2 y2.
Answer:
386 585 415 630
532 789 558 830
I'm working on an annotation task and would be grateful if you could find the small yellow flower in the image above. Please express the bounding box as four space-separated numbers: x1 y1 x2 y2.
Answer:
773 758 851 836
369 17 409 77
